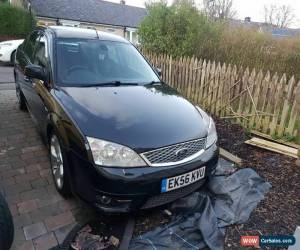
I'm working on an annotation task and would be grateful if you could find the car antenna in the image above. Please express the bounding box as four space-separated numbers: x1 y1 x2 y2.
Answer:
88 27 99 39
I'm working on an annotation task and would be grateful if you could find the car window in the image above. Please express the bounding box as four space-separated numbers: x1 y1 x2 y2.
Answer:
33 34 48 67
120 45 152 77
24 32 39 62
55 38 159 86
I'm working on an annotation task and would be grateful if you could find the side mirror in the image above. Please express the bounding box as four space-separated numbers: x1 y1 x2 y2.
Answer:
25 65 46 81
155 67 162 77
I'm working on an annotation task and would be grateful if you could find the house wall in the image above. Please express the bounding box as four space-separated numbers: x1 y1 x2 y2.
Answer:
36 17 125 37
36 17 140 44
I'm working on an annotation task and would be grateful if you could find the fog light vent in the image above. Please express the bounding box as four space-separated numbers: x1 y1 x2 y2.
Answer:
99 195 112 205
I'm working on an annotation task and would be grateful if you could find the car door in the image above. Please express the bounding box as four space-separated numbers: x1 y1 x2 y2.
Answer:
19 31 40 123
29 32 52 134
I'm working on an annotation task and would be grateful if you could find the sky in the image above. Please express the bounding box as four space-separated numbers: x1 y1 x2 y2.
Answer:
108 0 300 28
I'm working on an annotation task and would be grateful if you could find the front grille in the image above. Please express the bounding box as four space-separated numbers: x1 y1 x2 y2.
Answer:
141 138 206 166
141 179 205 209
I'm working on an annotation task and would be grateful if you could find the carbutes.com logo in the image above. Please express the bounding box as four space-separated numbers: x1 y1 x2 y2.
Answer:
240 236 260 247
240 235 296 248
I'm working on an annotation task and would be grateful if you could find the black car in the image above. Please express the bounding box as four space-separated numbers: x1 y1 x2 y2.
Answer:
14 26 219 213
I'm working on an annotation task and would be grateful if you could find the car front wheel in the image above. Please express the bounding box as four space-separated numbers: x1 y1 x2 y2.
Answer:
50 133 72 198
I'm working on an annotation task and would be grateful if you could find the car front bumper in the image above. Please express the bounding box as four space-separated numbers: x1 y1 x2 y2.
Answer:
66 143 219 213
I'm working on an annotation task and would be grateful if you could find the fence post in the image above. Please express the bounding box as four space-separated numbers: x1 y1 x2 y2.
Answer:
296 85 300 167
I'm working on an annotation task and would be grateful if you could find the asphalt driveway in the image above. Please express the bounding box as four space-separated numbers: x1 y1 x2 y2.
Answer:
0 66 95 250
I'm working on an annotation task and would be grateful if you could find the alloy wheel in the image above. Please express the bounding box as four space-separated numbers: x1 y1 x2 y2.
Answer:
50 135 64 189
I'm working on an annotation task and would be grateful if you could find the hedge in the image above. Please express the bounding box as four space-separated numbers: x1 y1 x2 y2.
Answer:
0 3 36 38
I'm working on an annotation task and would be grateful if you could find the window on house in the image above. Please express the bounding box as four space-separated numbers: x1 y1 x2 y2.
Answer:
125 30 139 44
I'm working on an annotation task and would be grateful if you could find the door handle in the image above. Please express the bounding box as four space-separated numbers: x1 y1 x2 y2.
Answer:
24 76 31 82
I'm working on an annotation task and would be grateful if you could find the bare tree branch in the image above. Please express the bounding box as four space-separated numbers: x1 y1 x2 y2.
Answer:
263 4 295 28
202 0 236 20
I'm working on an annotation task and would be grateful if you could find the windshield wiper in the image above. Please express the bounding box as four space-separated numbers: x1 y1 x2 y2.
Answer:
98 81 139 86
79 81 139 87
145 80 164 86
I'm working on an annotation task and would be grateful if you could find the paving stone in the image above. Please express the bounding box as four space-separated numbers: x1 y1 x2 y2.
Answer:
25 163 43 173
9 204 18 216
39 168 51 178
19 187 47 201
34 149 48 157
58 198 80 211
5 193 21 205
17 199 38 214
1 177 15 186
23 222 47 240
36 193 63 208
13 213 33 229
54 222 76 244
1 168 26 179
33 232 58 250
29 203 65 224
45 211 75 231
12 228 26 246
15 171 40 184
16 240 35 250
30 178 48 188
5 182 32 196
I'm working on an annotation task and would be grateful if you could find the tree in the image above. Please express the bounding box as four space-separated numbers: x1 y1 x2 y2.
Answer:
0 4 36 38
202 0 236 20
139 0 220 57
263 4 295 28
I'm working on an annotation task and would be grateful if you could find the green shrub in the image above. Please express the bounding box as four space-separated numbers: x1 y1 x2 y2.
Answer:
138 0 221 58
0 3 36 38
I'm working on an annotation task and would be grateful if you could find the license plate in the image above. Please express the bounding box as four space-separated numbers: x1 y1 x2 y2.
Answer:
161 166 206 193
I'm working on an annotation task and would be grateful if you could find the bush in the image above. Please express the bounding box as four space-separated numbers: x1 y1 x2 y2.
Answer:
139 0 300 79
138 0 221 58
214 26 300 79
0 3 36 39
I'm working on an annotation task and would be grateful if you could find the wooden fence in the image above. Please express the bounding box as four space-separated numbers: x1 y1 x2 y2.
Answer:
143 51 300 140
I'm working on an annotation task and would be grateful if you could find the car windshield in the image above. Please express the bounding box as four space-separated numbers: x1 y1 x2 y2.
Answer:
55 38 160 86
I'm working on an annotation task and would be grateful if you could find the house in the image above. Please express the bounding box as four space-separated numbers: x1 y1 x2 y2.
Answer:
230 17 300 38
9 0 147 44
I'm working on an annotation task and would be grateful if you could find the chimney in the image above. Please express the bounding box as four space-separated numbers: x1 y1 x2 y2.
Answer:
120 0 125 4
245 17 251 23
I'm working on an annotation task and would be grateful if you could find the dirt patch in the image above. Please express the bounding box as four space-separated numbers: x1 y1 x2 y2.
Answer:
215 117 300 249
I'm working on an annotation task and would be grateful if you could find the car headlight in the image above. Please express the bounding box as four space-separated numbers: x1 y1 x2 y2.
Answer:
206 118 218 149
87 137 147 167
195 106 217 149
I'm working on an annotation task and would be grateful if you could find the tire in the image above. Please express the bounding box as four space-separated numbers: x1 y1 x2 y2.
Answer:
10 51 16 66
49 132 72 198
0 192 14 250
